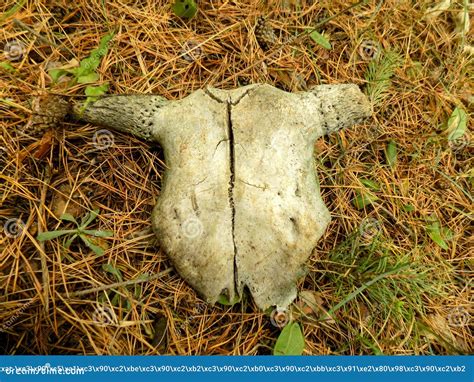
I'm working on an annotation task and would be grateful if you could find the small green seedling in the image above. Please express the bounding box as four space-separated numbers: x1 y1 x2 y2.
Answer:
364 50 402 105
49 33 114 110
172 0 197 19
37 209 113 256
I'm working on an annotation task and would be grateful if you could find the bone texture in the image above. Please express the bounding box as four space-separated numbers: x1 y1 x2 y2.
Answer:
73 84 372 309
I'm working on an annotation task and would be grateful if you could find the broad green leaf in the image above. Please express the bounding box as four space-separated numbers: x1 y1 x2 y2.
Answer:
102 263 123 282
309 30 332 49
60 213 78 225
77 33 114 75
217 293 241 306
360 179 380 192
95 33 114 54
403 204 415 212
0 61 15 72
48 68 67 82
82 84 109 110
37 230 75 241
353 191 378 210
385 140 397 168
82 229 113 238
85 83 109 97
172 0 197 18
79 234 105 256
441 227 454 241
273 322 305 355
446 107 467 142
77 57 99 77
426 221 448 250
77 72 100 84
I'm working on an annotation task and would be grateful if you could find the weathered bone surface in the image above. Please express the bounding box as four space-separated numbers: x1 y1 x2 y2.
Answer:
74 84 371 309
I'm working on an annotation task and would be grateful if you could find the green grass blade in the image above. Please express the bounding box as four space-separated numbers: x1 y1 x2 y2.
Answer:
327 263 410 318
37 230 75 241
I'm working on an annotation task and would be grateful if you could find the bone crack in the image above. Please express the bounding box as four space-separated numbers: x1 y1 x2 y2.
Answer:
226 100 239 299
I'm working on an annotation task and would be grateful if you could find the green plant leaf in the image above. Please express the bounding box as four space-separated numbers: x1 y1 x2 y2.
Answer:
102 263 123 282
80 209 100 228
64 233 78 249
441 227 454 241
60 213 79 225
82 229 113 238
48 33 113 88
0 61 15 72
82 84 109 110
124 298 132 311
48 68 68 82
134 284 142 299
77 72 100 84
111 293 121 307
273 322 305 355
360 178 380 191
0 0 27 22
353 191 378 210
309 30 332 49
446 107 467 142
37 230 75 241
85 83 109 97
426 221 448 250
77 33 114 76
217 293 241 306
79 234 105 255
385 140 397 168
172 0 197 18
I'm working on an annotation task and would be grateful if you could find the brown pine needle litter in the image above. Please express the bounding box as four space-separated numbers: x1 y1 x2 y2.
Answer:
0 0 472 355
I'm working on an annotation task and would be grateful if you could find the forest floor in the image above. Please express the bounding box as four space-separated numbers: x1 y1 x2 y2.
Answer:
0 0 472 354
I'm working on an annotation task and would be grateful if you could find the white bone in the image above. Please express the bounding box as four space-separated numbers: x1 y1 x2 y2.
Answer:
75 83 372 309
